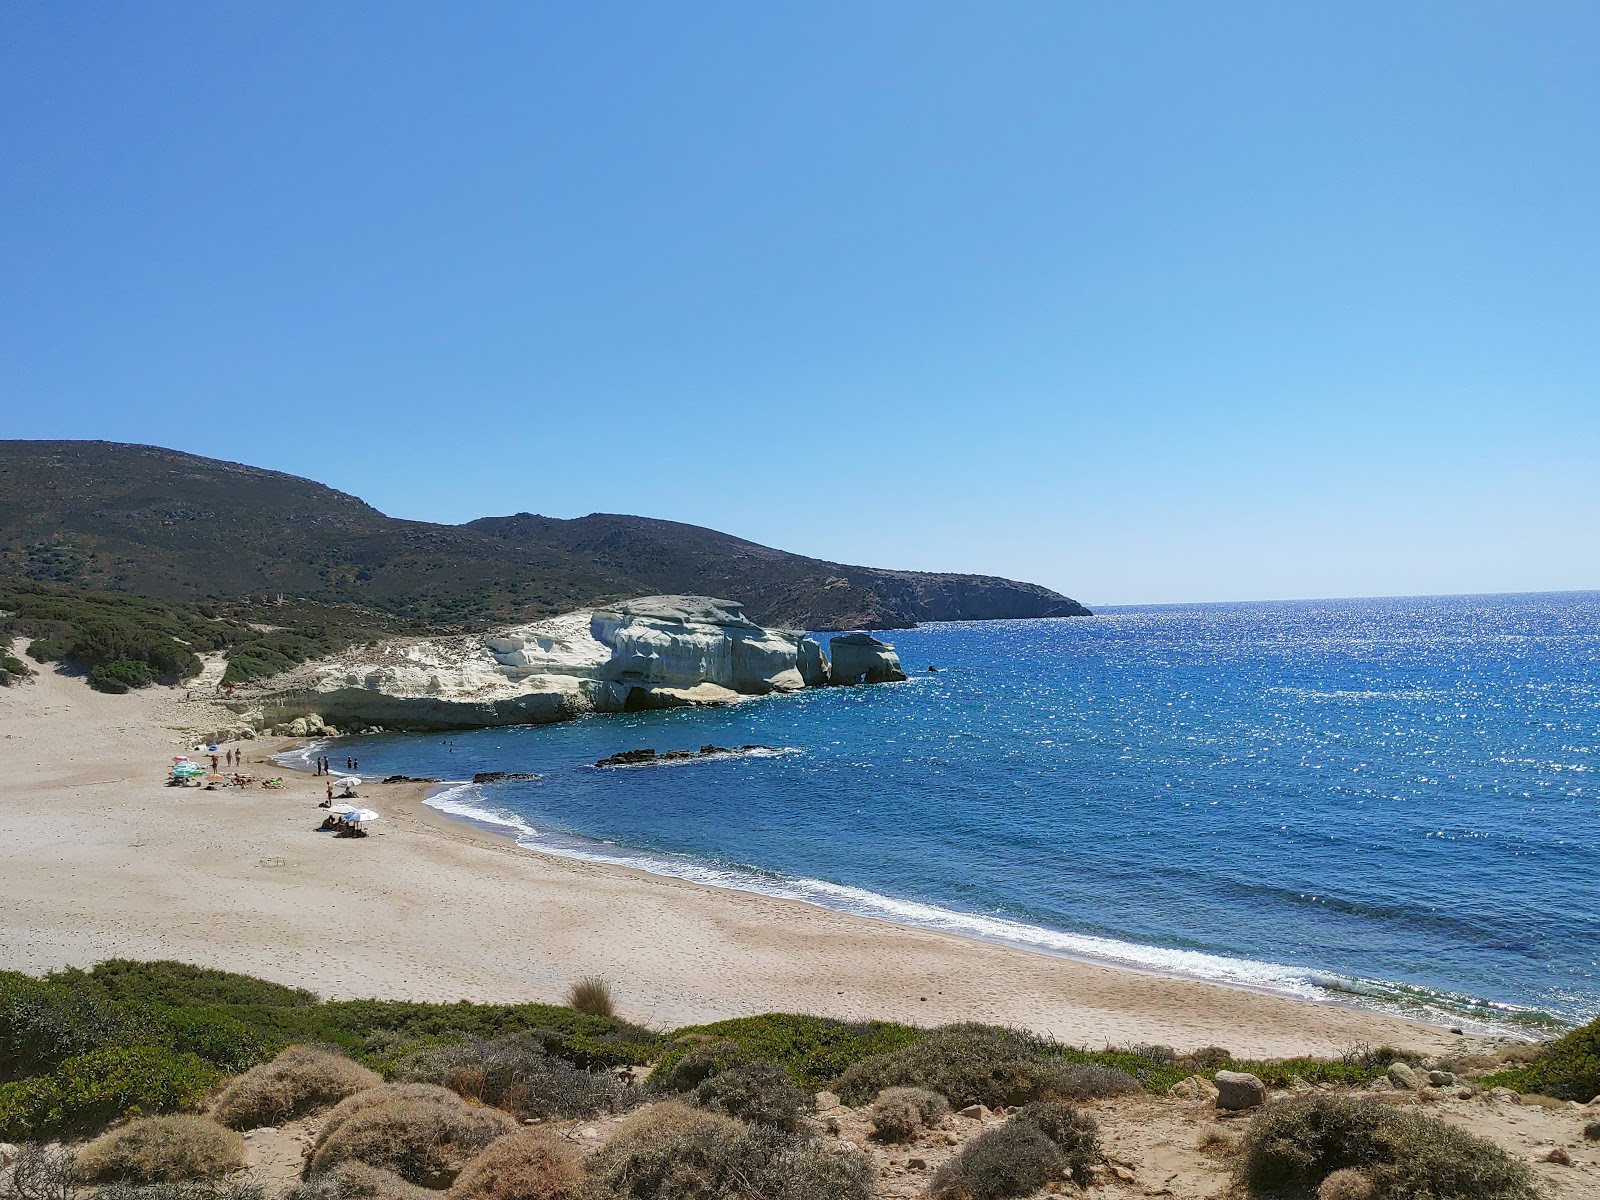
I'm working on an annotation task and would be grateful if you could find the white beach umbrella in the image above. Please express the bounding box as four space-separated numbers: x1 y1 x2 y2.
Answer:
337 777 361 788
349 809 380 824
327 803 359 816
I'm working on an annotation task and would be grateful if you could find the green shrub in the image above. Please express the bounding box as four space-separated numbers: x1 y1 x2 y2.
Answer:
1 650 30 681
305 1085 518 1186
930 1120 1064 1200
1239 1095 1537 1199
88 659 156 693
652 1013 919 1091
207 1044 380 1129
80 961 318 1010
868 1086 948 1142
446 1130 587 1200
834 1022 1140 1109
692 1062 810 1131
26 637 65 662
77 1115 246 1183
587 1102 871 1200
394 1034 641 1120
649 1040 749 1094
1481 1014 1600 1102
1012 1101 1100 1186
0 971 129 1080
0 1046 221 1140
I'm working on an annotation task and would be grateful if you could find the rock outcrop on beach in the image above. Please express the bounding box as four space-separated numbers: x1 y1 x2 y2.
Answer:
230 596 899 732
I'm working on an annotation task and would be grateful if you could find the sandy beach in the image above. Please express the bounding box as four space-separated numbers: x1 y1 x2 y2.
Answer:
0 653 1493 1059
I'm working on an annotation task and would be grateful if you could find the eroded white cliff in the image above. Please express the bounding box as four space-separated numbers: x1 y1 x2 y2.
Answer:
231 596 889 732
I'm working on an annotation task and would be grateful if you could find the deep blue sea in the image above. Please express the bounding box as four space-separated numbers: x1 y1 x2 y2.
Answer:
287 593 1600 1033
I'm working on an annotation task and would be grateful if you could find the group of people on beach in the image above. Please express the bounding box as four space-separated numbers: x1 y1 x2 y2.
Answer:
312 754 359 775
209 749 243 771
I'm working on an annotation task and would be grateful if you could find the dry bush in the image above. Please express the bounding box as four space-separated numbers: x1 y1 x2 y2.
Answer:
1318 1169 1376 1200
282 1162 435 1200
4 1144 81 1200
78 1115 246 1183
305 1086 517 1187
89 1182 265 1200
929 1121 1064 1200
691 1062 809 1131
869 1087 948 1142
446 1131 585 1200
588 1103 870 1200
566 978 614 1019
1012 1101 1100 1186
1584 1120 1600 1141
1033 1061 1142 1101
1198 1129 1241 1157
395 1035 640 1121
1239 1095 1536 1199
207 1045 380 1129
1188 1046 1233 1069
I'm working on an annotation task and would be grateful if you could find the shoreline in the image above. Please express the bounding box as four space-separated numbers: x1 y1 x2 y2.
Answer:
0 659 1514 1060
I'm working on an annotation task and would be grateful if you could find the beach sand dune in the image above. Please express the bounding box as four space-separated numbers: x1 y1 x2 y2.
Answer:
0 655 1484 1059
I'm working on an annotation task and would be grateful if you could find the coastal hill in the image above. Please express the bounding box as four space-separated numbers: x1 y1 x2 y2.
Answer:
0 440 1088 630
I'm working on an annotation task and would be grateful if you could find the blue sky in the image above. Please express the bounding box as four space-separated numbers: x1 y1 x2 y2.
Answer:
3 3 1596 605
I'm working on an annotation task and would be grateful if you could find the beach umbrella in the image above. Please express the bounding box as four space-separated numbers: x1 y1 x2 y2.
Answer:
327 803 358 816
337 777 361 788
349 809 380 824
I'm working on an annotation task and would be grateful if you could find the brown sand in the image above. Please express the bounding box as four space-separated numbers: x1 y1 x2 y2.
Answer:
0 651 1505 1058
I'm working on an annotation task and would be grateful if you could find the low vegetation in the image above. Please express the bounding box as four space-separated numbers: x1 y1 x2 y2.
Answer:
76 1115 246 1183
1011 1100 1101 1186
444 1131 587 1200
0 582 422 691
1 961 659 1140
867 1086 948 1142
284 1162 435 1200
206 1045 381 1130
1481 1011 1600 1101
691 1062 810 1131
930 1119 1065 1200
648 1013 920 1092
586 1101 873 1200
833 1022 1142 1109
305 1085 518 1186
393 1034 641 1120
1238 1095 1537 1200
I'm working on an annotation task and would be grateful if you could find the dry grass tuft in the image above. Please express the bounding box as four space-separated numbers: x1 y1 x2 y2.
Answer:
869 1087 949 1142
1011 1101 1100 1186
77 1115 246 1183
566 977 614 1019
446 1131 585 1200
207 1045 380 1130
1198 1128 1242 1157
306 1086 518 1187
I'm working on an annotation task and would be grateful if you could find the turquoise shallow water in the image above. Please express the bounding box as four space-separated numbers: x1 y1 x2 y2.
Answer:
291 592 1600 1033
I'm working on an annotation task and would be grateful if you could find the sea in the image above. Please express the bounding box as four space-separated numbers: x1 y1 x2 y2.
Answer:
282 592 1600 1035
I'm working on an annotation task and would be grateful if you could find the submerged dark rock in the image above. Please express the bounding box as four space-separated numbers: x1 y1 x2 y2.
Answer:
380 774 439 784
471 770 543 783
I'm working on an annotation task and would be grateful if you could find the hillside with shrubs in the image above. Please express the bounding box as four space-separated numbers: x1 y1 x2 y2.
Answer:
3 960 1596 1199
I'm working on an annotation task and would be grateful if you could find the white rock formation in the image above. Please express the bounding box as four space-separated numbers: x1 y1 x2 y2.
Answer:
828 632 907 684
234 596 872 732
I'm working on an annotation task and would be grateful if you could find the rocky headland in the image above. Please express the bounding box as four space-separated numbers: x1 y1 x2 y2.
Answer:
225 595 907 734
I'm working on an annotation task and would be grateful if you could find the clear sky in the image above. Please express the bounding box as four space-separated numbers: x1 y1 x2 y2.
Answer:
3 3 1596 605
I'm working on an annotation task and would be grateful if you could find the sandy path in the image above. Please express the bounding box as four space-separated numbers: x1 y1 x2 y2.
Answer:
0 652 1496 1059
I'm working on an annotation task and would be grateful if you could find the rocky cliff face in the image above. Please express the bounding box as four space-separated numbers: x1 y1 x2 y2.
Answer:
229 596 904 732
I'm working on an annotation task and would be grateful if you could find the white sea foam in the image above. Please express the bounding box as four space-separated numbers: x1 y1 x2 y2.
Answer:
424 781 543 842
419 782 1534 1036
